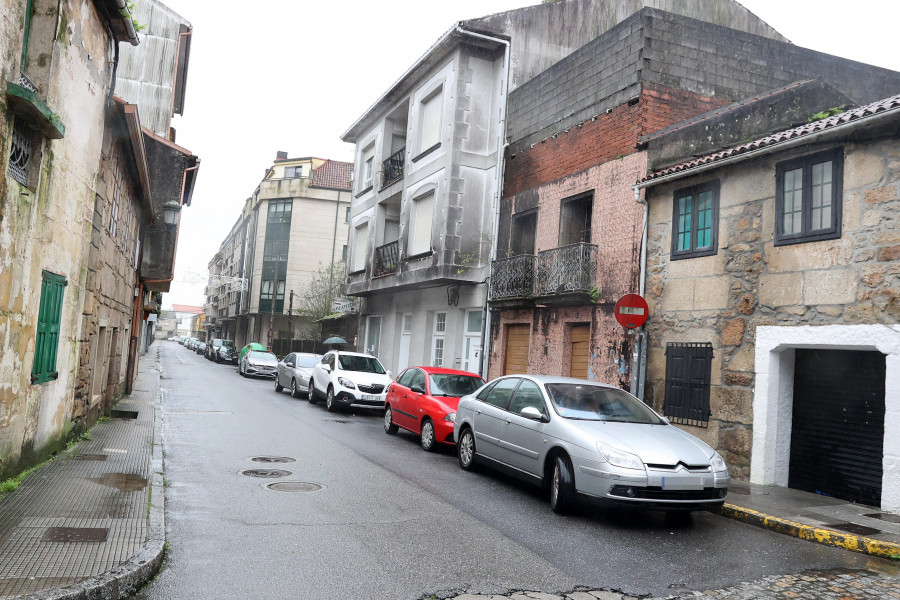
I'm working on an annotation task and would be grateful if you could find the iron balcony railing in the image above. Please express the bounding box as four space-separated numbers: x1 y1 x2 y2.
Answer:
381 147 405 188
374 240 399 277
489 254 536 300
535 242 598 296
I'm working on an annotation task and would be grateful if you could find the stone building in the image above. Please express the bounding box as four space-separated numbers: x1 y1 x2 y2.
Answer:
0 0 197 480
206 154 353 352
488 7 900 388
635 93 900 512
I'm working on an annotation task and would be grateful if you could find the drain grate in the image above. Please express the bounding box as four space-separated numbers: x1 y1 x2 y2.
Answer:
241 469 292 478
42 527 108 543
110 409 138 420
823 522 882 536
73 454 107 461
267 482 322 493
865 512 900 524
250 456 296 463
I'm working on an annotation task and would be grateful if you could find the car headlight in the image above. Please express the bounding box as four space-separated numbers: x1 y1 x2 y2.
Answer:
337 377 356 389
443 412 456 422
596 441 644 471
710 452 727 472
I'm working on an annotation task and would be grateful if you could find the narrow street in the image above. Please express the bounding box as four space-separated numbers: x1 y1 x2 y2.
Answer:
132 343 895 600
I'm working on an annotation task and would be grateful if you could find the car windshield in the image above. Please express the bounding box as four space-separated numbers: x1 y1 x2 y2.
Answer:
295 356 319 368
545 384 663 424
222 340 234 348
429 374 485 397
248 351 276 361
338 355 385 374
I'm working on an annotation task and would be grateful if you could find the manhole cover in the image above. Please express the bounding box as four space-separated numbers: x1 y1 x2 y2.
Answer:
250 456 296 463
267 482 322 493
110 409 139 420
73 454 107 461
42 527 108 542
241 469 292 478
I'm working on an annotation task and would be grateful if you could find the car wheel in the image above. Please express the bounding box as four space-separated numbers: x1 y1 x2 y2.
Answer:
239 362 244 377
420 418 436 452
383 405 398 435
325 387 337 412
549 454 577 514
215 354 221 364
274 377 283 393
308 383 318 404
457 427 476 471
290 379 301 399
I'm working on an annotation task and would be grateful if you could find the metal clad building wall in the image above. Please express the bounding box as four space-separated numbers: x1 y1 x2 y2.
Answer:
789 349 886 506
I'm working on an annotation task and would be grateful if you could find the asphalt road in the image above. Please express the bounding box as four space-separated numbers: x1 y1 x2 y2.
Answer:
135 343 882 600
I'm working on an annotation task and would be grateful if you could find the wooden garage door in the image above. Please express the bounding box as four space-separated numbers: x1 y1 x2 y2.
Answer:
504 324 530 375
789 349 885 506
570 325 591 379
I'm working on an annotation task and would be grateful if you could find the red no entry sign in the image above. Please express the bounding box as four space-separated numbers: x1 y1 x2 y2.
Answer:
614 294 649 329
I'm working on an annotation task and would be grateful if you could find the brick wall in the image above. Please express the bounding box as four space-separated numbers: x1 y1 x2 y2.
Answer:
504 84 727 199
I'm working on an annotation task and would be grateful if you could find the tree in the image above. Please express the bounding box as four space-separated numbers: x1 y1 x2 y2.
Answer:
297 261 348 322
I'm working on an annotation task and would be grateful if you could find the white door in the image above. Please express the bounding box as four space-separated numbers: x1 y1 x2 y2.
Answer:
461 310 483 374
398 313 412 371
365 315 382 358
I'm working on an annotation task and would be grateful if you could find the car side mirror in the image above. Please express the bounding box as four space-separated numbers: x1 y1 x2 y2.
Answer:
411 385 425 394
520 406 547 422
323 365 331 373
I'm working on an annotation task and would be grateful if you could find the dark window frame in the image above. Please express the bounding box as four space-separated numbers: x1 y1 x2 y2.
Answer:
663 342 713 427
775 148 843 246
510 209 538 256
670 180 719 260
558 192 593 247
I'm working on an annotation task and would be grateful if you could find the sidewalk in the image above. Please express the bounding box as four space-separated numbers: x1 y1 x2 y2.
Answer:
0 345 164 600
721 480 900 559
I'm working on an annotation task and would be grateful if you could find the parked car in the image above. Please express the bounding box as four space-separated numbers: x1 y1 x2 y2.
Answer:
217 343 238 365
275 352 323 398
240 350 278 378
454 375 729 515
206 338 236 362
309 350 392 412
384 367 485 451
196 342 206 355
186 338 199 350
239 342 267 367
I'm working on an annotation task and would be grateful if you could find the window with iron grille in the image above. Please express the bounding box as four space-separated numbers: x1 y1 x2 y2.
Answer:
32 270 67 384
663 342 713 427
8 118 32 186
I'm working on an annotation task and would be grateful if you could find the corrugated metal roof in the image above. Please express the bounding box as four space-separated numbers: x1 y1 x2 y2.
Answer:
311 160 353 191
639 94 900 184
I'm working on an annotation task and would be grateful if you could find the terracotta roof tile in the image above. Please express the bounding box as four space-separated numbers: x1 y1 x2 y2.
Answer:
170 304 204 313
311 160 353 191
639 94 900 184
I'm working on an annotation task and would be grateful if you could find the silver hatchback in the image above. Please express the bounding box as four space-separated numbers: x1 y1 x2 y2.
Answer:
454 375 729 514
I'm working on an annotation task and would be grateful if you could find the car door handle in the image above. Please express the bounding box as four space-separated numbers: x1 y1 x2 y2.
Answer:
476 410 481 415
505 419 511 424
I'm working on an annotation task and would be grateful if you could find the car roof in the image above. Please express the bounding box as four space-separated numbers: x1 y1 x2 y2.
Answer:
500 374 619 389
331 350 377 359
245 342 266 349
290 352 322 358
407 366 483 377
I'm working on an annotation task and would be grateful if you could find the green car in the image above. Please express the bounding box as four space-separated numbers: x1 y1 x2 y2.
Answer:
239 343 267 371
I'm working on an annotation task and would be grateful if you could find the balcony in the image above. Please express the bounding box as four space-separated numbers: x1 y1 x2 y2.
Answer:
381 147 404 188
535 242 598 300
489 254 536 303
374 240 399 277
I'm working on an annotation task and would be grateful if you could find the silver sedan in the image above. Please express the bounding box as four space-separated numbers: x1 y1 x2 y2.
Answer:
453 375 729 514
274 352 322 398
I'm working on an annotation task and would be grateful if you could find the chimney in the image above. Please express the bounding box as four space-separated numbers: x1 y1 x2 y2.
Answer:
276 151 288 161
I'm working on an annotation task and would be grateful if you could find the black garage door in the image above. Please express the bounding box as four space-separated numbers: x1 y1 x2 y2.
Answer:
789 349 885 506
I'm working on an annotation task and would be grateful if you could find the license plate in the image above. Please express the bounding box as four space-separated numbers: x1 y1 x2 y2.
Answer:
361 394 380 401
661 476 703 490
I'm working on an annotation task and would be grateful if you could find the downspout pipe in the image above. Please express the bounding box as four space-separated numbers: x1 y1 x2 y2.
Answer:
456 26 510 379
630 185 648 398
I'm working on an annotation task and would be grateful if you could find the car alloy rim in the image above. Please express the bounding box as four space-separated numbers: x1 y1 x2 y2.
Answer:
327 390 333 408
460 432 473 464
384 409 392 429
552 464 560 504
292 381 297 394
422 422 434 447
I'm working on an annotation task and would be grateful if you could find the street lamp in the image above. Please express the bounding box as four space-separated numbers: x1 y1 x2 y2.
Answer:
163 201 182 226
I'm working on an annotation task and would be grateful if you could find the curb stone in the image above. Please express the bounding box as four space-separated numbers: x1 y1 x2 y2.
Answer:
719 503 900 559
21 350 167 600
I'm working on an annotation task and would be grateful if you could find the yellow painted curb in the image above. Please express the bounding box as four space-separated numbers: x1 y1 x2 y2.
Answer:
719 503 900 559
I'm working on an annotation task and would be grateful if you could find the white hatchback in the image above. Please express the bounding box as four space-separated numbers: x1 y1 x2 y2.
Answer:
309 350 392 412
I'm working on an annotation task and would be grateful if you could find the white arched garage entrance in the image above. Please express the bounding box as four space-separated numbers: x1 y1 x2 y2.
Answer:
751 325 900 513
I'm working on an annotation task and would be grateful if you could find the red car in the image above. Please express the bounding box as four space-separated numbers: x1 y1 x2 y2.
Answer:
384 366 485 451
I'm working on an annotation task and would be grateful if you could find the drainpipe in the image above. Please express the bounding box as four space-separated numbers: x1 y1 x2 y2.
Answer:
456 26 510 379
630 186 649 399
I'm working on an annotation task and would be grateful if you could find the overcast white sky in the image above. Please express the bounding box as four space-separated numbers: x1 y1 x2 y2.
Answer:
159 0 900 308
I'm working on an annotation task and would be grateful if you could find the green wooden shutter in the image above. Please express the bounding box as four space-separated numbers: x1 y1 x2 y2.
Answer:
32 271 67 384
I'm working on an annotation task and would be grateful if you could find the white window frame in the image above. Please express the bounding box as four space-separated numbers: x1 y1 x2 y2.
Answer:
408 191 435 257
431 311 446 367
418 86 443 153
351 222 369 272
361 144 375 190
